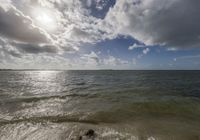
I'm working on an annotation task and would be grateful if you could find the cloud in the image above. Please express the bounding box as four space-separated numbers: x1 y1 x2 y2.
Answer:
2 0 200 54
0 43 72 69
0 0 112 69
0 0 95 58
95 0 111 11
0 0 12 11
12 43 58 54
136 47 150 59
0 6 51 44
1 0 200 69
82 51 100 65
175 55 200 60
105 0 200 49
128 43 145 50
0 37 21 57
103 55 128 66
81 51 129 68
173 58 177 61
167 48 178 51
143 48 150 54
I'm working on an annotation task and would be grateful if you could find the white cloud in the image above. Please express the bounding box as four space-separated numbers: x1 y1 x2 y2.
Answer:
143 48 150 54
128 43 145 50
136 48 150 59
175 55 200 60
82 51 100 66
0 0 12 11
103 55 128 66
95 0 110 10
167 48 178 51
81 51 129 68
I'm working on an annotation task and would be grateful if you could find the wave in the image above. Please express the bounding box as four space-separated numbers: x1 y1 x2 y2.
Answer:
0 115 100 126
0 113 118 126
4 93 98 103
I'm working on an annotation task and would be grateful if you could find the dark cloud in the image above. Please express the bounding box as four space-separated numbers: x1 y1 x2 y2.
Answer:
13 43 58 54
0 37 57 58
0 7 50 44
148 0 200 48
5 49 21 58
0 4 59 57
0 37 21 58
106 0 200 49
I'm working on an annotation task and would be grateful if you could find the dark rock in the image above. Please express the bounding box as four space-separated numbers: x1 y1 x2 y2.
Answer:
79 136 82 140
85 129 95 137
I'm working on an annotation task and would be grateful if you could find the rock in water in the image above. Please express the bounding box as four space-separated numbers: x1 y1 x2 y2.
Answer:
79 136 82 140
85 129 95 138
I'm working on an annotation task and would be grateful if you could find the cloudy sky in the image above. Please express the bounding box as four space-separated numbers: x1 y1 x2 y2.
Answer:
0 0 200 70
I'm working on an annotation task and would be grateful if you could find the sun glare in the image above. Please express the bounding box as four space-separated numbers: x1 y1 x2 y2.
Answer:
31 7 57 32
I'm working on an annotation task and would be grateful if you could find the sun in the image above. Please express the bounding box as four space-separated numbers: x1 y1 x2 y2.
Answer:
36 12 53 25
31 7 57 32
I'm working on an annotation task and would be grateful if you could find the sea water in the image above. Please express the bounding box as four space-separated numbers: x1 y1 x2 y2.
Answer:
0 70 200 140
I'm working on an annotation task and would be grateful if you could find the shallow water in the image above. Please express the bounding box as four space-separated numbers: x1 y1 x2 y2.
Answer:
0 70 200 140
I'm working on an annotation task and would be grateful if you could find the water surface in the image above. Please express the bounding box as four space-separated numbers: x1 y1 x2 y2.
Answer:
0 70 200 140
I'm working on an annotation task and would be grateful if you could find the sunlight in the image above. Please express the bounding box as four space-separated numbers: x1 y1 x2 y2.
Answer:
31 7 57 32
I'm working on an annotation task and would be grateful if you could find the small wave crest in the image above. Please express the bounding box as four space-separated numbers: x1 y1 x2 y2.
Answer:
4 93 98 104
0 111 119 127
0 115 99 126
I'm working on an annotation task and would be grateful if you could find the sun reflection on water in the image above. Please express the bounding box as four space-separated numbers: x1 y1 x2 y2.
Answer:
23 71 63 96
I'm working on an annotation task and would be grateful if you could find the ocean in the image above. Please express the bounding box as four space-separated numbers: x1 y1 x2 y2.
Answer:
0 70 200 140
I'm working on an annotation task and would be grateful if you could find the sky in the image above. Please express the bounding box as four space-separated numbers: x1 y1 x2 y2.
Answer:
0 0 200 70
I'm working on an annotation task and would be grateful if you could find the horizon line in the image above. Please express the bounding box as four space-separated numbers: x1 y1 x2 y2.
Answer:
0 69 199 71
